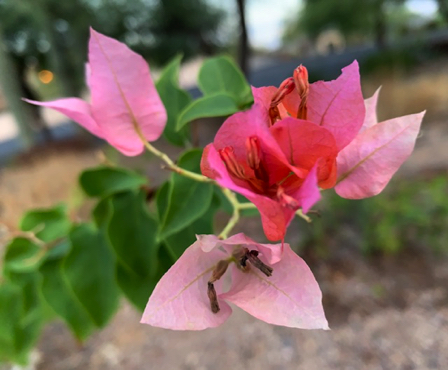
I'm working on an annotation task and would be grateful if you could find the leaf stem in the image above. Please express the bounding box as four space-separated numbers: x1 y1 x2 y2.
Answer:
137 129 212 183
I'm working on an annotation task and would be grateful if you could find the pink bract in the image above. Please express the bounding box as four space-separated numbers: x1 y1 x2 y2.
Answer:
335 89 425 199
201 63 366 241
141 233 328 330
24 28 167 156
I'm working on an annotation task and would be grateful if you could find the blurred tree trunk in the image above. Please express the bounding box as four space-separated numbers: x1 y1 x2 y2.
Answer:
236 0 250 76
437 0 448 23
374 0 387 49
0 32 35 149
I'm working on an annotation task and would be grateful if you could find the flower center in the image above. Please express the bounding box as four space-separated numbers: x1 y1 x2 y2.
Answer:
219 138 301 211
207 247 273 314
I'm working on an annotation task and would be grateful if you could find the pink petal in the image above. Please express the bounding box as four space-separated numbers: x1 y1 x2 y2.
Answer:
251 86 277 111
221 243 329 329
270 117 338 173
89 28 167 156
85 63 92 91
361 87 381 133
141 238 232 330
23 98 103 138
290 61 364 151
292 164 321 213
335 112 425 199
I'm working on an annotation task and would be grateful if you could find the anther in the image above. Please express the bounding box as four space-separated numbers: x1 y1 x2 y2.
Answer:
219 147 246 179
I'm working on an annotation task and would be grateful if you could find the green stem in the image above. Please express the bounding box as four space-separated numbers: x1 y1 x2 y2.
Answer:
218 189 240 239
296 209 312 223
137 133 257 238
136 128 212 183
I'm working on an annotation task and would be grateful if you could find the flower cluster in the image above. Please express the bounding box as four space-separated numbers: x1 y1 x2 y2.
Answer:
27 30 424 331
201 62 424 241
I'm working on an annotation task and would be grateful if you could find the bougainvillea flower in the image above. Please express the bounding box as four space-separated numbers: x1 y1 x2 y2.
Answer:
202 115 320 241
25 28 167 156
141 233 328 330
335 89 425 199
201 63 365 241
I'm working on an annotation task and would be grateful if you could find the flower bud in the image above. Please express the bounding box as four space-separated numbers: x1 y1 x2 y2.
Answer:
270 77 295 107
293 65 309 120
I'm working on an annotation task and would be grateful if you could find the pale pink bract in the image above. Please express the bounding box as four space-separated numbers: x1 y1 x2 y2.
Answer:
141 233 328 331
25 28 167 156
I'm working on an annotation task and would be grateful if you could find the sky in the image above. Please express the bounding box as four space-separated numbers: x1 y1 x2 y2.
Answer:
246 0 439 50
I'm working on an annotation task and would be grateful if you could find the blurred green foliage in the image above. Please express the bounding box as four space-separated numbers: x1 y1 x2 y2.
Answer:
0 53 254 366
299 174 448 255
0 0 227 98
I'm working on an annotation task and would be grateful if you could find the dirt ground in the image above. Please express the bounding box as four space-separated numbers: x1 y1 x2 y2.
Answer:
1 60 448 369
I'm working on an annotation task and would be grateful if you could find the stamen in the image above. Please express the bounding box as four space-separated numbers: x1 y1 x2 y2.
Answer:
268 105 281 126
277 186 300 210
211 260 230 282
219 147 246 179
207 282 220 313
245 136 261 170
244 249 273 277
207 260 230 314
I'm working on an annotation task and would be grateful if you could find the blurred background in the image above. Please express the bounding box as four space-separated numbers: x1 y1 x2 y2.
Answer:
1 0 448 369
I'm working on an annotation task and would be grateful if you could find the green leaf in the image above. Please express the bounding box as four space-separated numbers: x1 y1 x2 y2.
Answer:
63 224 120 327
13 309 43 365
40 258 95 341
198 55 253 105
1 272 44 365
158 149 214 239
116 243 174 312
79 166 147 198
0 283 22 362
108 190 159 277
92 196 113 230
5 272 42 327
155 181 170 222
176 93 238 131
20 204 71 242
3 238 43 273
115 264 156 312
156 55 192 146
164 193 219 259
